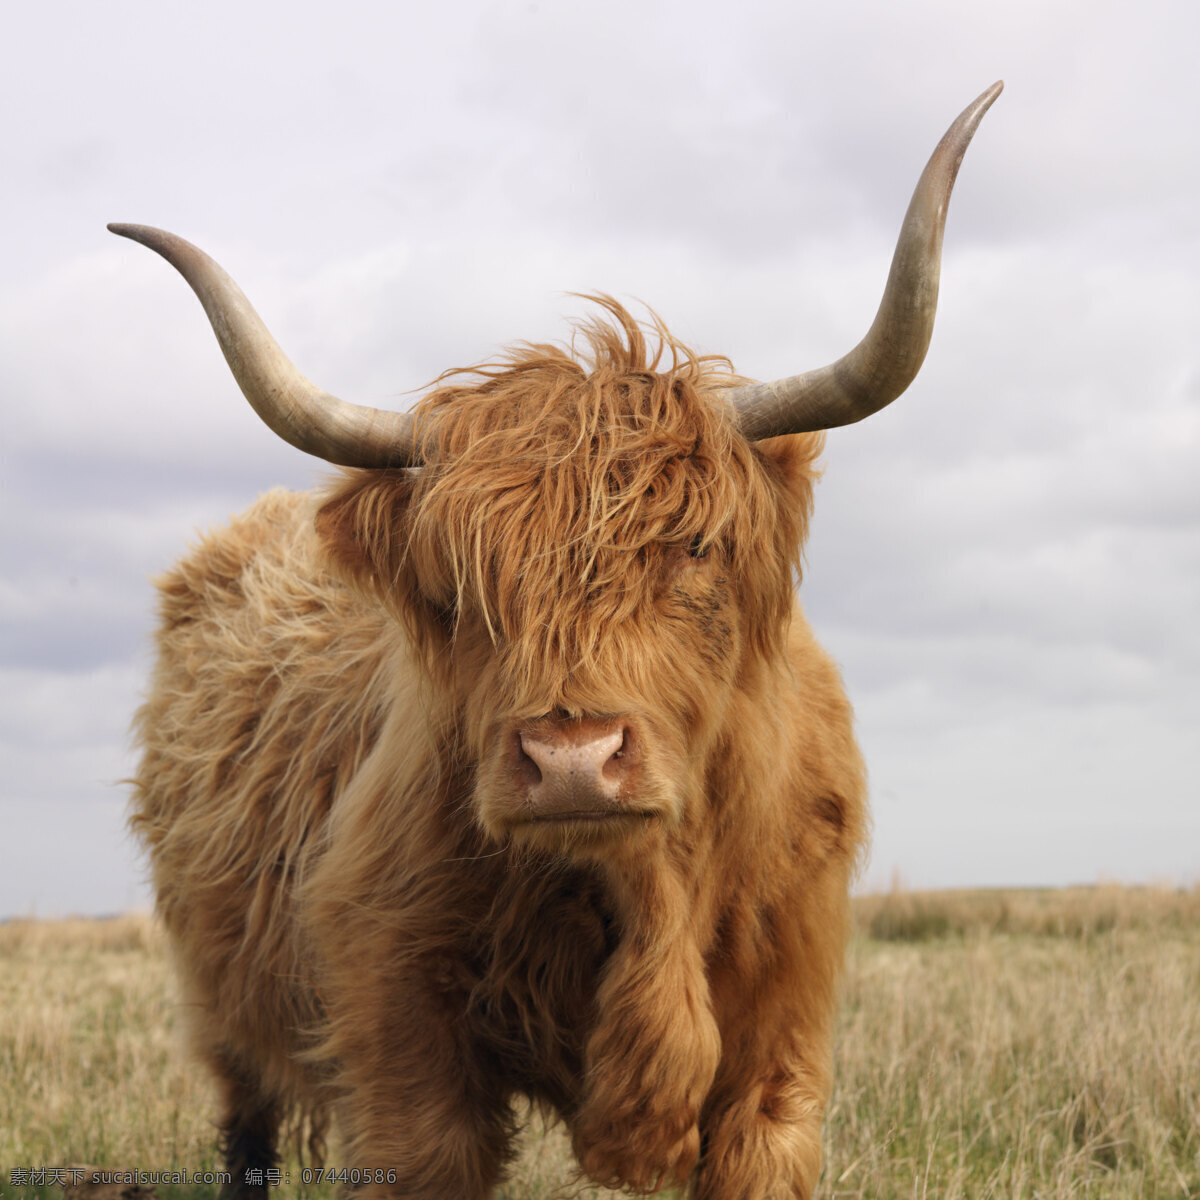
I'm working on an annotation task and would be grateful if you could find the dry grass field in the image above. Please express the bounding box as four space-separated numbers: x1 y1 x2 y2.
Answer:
2 885 1197 1199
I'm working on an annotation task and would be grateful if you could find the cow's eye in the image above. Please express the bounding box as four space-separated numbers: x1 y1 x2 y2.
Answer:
687 536 708 561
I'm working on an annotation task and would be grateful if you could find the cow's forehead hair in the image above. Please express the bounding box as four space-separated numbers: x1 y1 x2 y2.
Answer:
394 298 819 675
408 298 765 566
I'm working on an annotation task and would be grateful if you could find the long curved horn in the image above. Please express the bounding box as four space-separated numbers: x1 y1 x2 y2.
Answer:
107 224 420 468
725 81 1003 440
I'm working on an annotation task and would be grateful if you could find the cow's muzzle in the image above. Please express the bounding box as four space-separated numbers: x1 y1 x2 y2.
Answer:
511 716 647 821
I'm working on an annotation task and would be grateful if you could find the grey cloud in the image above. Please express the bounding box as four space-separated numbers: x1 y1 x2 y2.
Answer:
3 0 1198 914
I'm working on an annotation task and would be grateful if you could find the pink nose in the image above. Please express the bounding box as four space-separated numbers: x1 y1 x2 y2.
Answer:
518 724 630 813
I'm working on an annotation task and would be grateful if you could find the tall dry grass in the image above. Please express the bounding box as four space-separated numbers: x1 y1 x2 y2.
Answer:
2 886 1197 1198
826 885 1200 1198
854 881 1200 943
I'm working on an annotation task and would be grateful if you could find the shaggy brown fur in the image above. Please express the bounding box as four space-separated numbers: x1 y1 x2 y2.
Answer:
131 300 867 1199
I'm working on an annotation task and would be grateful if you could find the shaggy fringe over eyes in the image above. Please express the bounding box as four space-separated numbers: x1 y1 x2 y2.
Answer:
325 297 822 699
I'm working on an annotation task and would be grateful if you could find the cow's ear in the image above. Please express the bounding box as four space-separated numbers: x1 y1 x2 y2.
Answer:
753 431 824 504
753 432 824 547
315 469 416 592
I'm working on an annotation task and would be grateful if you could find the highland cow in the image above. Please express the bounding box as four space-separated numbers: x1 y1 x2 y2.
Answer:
118 83 1000 1200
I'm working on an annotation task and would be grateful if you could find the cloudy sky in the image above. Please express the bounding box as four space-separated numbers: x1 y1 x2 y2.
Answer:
3 0 1196 917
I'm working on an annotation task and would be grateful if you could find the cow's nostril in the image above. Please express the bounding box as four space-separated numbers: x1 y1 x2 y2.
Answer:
515 733 543 786
604 726 635 774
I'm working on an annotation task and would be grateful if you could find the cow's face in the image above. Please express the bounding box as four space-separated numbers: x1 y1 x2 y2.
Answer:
318 307 821 854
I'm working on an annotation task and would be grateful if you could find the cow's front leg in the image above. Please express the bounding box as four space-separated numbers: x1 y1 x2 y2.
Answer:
572 864 721 1193
691 1059 829 1200
319 951 515 1200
